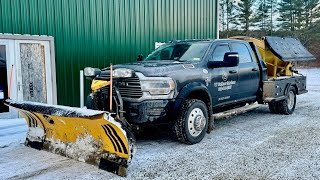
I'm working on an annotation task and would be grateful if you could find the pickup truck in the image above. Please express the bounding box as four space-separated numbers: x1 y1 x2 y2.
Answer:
84 36 314 145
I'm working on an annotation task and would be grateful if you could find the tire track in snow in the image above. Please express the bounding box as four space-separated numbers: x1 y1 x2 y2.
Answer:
7 159 73 180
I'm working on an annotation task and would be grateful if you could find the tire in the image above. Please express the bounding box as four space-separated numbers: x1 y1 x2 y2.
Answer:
174 99 209 145
276 86 296 115
268 86 296 115
268 101 278 114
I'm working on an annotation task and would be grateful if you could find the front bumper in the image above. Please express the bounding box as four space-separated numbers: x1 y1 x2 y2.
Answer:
124 99 175 124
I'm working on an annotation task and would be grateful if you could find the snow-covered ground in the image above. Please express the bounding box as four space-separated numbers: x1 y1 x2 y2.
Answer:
0 117 27 148
0 68 320 179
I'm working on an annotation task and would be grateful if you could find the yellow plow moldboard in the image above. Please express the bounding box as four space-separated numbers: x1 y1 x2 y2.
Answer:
5 100 136 177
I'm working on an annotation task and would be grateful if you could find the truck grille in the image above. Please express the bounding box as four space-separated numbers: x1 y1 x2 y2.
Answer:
118 77 143 98
98 75 143 98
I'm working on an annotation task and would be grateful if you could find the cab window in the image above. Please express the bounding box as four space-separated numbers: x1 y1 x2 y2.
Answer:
230 43 252 63
144 42 210 62
210 45 230 62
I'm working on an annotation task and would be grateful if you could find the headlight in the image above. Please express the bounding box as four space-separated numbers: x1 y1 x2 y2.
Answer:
113 68 134 78
84 67 101 77
140 79 175 95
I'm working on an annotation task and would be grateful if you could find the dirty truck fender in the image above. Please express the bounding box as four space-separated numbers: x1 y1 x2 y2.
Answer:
173 82 212 113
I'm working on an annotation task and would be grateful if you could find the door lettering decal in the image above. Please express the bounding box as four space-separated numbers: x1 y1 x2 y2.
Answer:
214 81 236 91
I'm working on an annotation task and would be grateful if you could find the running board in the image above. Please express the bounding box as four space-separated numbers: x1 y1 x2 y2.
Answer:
213 103 260 120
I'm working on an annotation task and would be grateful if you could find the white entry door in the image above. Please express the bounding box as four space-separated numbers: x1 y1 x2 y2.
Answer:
15 40 54 104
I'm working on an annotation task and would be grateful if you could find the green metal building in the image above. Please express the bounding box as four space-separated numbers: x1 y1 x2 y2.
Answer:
0 0 218 107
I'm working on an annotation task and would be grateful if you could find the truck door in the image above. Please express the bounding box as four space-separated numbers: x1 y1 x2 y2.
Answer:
230 43 260 101
208 43 239 107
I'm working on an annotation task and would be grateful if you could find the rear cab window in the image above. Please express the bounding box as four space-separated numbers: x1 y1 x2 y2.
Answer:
230 43 253 63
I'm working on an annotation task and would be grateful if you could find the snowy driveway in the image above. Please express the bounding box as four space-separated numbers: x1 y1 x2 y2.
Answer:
0 69 320 179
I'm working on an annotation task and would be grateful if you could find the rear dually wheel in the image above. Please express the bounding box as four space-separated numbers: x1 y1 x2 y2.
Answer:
268 86 296 115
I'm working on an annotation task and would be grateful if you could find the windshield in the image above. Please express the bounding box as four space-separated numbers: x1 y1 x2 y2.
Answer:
144 42 210 62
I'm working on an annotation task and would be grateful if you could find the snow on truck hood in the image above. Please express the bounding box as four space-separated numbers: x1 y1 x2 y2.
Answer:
110 61 196 77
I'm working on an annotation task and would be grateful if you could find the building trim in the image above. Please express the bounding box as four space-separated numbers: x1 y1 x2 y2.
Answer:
0 34 57 105
216 0 219 39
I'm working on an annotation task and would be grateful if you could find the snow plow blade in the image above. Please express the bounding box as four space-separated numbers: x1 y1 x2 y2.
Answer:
5 100 135 177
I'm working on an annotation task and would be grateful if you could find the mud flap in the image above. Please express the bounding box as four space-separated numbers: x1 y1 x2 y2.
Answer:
5 100 136 177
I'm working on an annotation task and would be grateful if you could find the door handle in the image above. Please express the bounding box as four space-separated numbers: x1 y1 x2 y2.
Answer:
229 70 237 74
252 68 258 71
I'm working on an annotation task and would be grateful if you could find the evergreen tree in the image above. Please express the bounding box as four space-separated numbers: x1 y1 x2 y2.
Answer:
219 0 238 37
254 0 270 34
293 0 304 30
268 0 277 33
235 0 255 35
277 0 295 31
219 0 226 32
277 0 318 31
304 0 320 28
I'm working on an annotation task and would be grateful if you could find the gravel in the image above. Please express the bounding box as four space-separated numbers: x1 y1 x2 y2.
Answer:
0 68 319 180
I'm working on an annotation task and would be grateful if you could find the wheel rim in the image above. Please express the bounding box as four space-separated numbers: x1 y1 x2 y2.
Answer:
287 91 295 110
187 108 206 137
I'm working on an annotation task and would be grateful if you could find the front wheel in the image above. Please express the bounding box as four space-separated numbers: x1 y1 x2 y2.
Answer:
174 99 209 144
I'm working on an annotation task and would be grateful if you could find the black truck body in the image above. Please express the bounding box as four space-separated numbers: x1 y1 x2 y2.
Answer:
86 37 312 144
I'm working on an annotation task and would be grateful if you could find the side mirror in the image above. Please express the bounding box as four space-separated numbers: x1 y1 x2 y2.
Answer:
208 52 239 68
137 54 143 61
223 52 239 67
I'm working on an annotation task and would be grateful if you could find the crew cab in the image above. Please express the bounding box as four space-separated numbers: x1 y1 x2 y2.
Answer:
85 37 312 144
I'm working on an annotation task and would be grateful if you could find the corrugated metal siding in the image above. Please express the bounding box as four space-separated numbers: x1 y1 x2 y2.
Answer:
0 0 218 106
